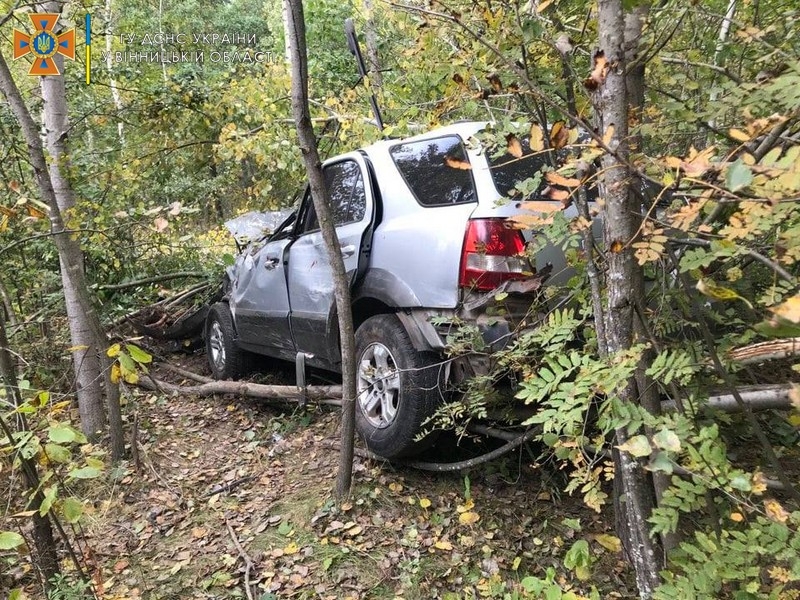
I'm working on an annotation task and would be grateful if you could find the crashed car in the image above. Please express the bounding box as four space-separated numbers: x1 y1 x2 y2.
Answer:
206 121 577 458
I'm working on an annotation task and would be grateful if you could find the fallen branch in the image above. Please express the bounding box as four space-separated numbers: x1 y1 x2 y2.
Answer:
728 338 800 365
98 271 208 292
663 384 794 413
155 361 214 384
136 375 343 404
323 426 541 472
226 519 256 600
203 476 256 498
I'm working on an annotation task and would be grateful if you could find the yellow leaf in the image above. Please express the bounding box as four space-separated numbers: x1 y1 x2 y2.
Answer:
284 542 300 555
458 511 480 525
730 512 744 522
520 201 561 213
550 121 568 150
419 498 432 509
68 345 90 353
545 172 582 187
764 499 789 523
456 499 475 513
536 0 553 12
695 278 753 309
106 343 121 358
770 294 800 323
388 482 403 493
789 385 800 411
434 539 453 550
593 534 621 552
729 128 750 142
110 364 121 384
506 134 523 158
529 124 544 152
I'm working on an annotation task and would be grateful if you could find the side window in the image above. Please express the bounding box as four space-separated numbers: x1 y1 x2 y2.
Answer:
298 160 366 233
389 136 476 206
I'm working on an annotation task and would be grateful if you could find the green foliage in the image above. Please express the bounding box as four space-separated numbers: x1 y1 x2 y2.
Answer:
46 573 92 600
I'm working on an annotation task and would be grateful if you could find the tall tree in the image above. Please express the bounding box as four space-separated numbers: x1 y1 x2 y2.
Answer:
0 3 123 458
284 0 358 498
590 0 663 595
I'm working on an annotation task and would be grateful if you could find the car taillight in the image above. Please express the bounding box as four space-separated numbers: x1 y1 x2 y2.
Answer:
459 218 528 291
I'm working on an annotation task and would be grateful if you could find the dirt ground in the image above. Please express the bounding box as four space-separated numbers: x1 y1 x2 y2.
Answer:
5 356 639 599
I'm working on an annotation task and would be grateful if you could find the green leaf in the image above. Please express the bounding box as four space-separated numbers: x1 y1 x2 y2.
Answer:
39 486 57 517
564 539 591 569
45 443 71 464
653 429 681 453
616 435 651 457
726 159 753 192
0 531 25 550
647 452 674 475
69 466 102 480
126 344 153 364
118 352 136 372
48 424 76 444
62 498 84 523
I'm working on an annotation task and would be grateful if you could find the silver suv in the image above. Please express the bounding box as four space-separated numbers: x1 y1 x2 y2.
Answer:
206 121 567 458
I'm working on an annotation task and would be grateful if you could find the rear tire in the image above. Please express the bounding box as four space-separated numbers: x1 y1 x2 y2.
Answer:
205 303 247 380
354 314 443 459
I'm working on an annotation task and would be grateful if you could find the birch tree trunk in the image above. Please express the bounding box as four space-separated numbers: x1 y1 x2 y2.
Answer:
0 48 123 456
284 0 358 499
592 0 663 595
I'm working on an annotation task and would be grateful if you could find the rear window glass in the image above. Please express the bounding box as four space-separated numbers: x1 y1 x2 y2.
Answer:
390 136 476 206
487 136 553 199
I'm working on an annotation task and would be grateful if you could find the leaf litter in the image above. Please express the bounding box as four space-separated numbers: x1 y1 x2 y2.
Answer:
55 363 638 600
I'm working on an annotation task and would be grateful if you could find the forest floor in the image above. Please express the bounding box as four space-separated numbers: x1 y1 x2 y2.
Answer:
7 355 638 600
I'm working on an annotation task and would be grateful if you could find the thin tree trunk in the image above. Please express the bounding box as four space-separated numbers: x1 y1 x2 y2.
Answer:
104 0 125 143
284 0 358 499
363 0 383 89
0 310 59 592
0 47 124 455
592 0 663 596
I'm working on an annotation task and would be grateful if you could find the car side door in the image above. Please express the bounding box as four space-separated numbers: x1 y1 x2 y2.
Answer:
286 154 374 367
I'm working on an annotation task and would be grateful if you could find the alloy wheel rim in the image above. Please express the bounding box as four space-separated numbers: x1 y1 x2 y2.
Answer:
357 342 401 429
209 321 226 371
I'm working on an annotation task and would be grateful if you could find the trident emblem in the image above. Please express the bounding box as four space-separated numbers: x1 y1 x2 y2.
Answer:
13 13 75 76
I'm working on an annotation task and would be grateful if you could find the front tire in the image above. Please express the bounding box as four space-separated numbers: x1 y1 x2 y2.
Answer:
354 314 442 459
205 303 247 380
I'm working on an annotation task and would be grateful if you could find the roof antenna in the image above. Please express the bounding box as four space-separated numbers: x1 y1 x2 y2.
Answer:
344 18 385 133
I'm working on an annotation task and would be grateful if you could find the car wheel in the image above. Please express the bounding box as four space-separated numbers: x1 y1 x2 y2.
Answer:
354 314 442 459
205 303 247 380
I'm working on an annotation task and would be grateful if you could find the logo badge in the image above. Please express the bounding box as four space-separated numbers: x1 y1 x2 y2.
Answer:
13 13 76 76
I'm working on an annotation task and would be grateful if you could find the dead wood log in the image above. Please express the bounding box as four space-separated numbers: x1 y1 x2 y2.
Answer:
136 375 343 404
728 338 800 365
663 384 795 413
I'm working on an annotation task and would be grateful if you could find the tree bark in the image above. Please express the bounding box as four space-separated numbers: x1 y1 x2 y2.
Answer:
363 0 383 89
284 0 359 499
592 0 663 596
0 309 60 591
0 38 123 457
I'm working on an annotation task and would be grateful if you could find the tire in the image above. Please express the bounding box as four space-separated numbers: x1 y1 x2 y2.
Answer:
354 314 443 459
205 303 247 380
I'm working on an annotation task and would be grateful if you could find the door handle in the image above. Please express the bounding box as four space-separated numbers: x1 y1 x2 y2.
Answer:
264 255 280 270
341 244 356 258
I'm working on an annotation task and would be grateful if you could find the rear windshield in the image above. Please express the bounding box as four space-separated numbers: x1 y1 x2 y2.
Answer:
389 135 476 206
486 136 554 199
